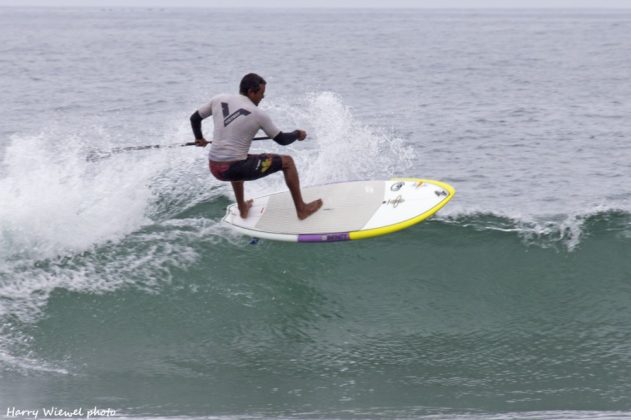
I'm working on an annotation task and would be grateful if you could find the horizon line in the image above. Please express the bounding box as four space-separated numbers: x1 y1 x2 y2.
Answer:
2 4 631 9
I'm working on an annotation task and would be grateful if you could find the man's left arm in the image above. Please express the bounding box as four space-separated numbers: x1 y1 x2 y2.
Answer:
258 111 307 145
273 130 307 145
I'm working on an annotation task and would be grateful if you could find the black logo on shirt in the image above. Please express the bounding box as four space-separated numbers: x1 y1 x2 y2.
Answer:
222 102 251 127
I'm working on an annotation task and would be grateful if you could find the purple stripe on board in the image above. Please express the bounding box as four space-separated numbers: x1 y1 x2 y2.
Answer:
298 232 351 243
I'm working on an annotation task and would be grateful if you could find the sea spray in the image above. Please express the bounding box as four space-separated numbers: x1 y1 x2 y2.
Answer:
0 132 153 261
244 92 416 198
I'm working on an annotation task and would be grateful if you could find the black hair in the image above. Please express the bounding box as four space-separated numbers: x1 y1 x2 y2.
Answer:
239 73 266 95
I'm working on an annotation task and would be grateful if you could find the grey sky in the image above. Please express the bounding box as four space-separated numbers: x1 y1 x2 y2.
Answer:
1 0 631 7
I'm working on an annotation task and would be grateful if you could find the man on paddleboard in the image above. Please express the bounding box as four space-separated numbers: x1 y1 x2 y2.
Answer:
190 73 322 220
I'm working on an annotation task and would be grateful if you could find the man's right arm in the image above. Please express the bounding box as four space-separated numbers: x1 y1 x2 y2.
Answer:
190 111 204 139
190 100 215 147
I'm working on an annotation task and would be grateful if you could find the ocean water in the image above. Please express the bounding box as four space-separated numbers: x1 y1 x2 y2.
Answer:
1 7 631 419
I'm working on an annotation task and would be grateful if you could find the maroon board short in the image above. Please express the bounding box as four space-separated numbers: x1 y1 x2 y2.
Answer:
209 154 283 182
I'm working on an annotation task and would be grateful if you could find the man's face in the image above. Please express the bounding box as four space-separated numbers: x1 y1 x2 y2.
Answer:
250 83 266 106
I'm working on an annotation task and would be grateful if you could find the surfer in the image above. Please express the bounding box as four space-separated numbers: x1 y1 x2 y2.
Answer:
190 73 322 220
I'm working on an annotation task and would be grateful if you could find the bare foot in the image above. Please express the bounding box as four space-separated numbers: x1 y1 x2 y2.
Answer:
238 199 254 219
297 199 323 220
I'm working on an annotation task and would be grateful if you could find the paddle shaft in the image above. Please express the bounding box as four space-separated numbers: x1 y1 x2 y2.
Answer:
112 136 271 153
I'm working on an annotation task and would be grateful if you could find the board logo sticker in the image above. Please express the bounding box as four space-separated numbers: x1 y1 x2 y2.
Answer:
434 189 448 197
391 182 404 191
385 195 405 208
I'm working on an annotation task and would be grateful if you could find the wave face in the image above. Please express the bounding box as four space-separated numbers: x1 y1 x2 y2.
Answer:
2 209 630 416
2 7 631 419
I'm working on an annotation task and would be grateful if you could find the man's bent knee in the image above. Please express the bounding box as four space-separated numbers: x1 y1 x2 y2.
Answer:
281 155 295 170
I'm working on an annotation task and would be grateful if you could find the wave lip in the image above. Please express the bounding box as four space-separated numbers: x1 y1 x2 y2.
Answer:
438 208 631 251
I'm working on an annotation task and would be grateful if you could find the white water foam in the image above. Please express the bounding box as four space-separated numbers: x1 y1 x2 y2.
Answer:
0 120 225 372
1 132 151 261
0 120 226 257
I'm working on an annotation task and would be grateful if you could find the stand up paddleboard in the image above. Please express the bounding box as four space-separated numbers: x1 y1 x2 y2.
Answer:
222 178 455 243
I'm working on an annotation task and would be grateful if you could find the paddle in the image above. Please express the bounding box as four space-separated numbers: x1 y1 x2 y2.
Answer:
88 136 271 161
112 135 271 153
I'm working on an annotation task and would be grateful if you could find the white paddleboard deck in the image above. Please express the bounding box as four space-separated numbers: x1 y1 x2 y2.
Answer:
223 178 455 242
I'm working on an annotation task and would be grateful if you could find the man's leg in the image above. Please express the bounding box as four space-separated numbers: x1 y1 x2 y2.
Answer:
231 181 253 219
280 155 323 220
